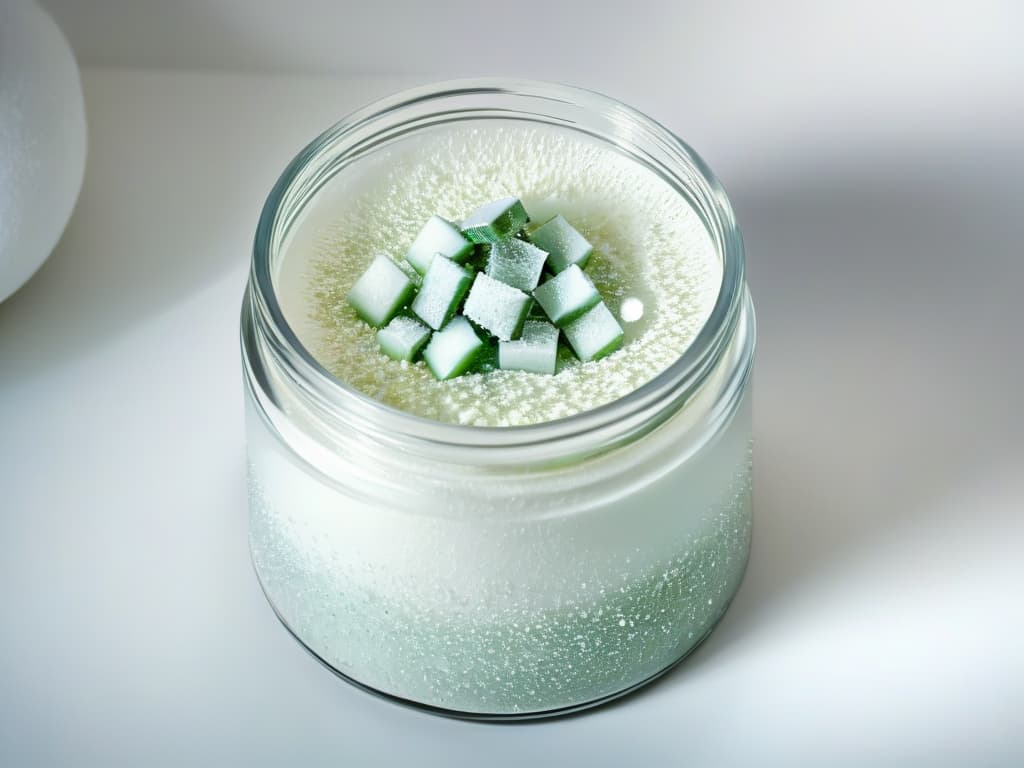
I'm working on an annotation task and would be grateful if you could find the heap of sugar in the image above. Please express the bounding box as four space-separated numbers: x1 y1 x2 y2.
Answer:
279 123 720 427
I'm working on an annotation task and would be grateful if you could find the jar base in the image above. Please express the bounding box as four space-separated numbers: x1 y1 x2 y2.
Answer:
254 561 747 721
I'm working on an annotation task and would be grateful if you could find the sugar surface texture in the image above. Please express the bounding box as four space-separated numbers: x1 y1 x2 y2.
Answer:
283 124 720 426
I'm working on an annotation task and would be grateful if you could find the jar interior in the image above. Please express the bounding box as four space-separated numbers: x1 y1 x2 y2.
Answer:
249 80 747 461
270 117 723 427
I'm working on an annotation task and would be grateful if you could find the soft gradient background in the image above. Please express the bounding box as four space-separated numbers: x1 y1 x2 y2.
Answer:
1 1 1021 765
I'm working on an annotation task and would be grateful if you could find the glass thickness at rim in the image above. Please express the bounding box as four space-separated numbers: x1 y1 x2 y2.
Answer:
250 78 746 454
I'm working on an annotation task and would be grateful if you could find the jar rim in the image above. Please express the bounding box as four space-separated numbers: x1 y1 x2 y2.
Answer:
248 78 747 461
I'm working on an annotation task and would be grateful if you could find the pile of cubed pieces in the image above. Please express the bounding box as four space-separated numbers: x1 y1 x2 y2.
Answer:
346 197 624 380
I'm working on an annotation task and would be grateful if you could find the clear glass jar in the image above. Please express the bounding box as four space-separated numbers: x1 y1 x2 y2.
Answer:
241 80 755 719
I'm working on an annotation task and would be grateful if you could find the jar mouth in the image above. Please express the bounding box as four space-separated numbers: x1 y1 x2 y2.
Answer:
249 78 746 456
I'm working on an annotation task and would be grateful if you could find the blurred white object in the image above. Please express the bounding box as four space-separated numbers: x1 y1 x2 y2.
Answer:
0 0 86 302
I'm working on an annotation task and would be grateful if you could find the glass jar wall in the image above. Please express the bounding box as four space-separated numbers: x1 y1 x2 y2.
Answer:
241 80 755 718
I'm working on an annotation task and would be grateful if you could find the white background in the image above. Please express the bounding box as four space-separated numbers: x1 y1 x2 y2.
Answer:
1 2 1022 765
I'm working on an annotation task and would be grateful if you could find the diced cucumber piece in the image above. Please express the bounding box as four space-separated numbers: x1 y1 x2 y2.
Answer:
532 263 600 326
422 316 484 380
498 320 559 375
346 254 414 328
377 316 431 362
529 214 594 273
471 338 500 374
461 197 530 244
486 237 548 292
563 302 624 362
463 272 533 341
411 255 473 331
405 215 474 275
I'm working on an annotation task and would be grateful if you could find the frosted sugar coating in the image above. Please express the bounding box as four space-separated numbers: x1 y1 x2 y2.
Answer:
422 316 483 381
411 255 472 331
563 301 624 362
532 263 600 326
344 254 413 328
404 215 472 275
463 272 532 342
461 196 529 243
377 316 431 361
499 320 559 374
530 214 593 273
278 123 721 426
486 237 548 292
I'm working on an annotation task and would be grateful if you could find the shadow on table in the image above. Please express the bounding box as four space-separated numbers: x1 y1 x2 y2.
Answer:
614 142 1023 701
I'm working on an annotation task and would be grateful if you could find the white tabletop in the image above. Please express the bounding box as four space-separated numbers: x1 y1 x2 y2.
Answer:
1 68 1020 767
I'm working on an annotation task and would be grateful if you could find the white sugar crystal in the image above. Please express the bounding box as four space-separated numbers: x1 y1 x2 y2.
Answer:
405 215 472 274
563 302 624 362
463 198 518 227
346 254 413 327
411 255 472 330
463 272 533 341
532 264 600 327
499 320 559 375
529 214 593 273
422 316 483 380
377 316 431 361
461 197 530 243
487 238 548 292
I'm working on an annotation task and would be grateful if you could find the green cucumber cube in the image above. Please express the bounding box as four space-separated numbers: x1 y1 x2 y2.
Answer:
529 214 594 273
411 255 473 331
422 316 484 380
405 215 474 274
471 338 500 374
463 272 533 341
346 254 415 328
486 237 548 292
563 302 624 362
498 320 559 375
461 197 530 244
532 264 600 326
377 316 431 361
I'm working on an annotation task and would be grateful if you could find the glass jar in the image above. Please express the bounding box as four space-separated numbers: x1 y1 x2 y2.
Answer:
241 80 755 719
